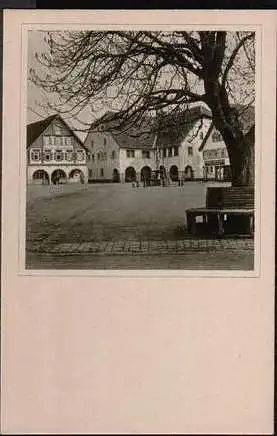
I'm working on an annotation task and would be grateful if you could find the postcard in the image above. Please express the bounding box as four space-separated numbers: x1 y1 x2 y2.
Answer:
1 10 276 434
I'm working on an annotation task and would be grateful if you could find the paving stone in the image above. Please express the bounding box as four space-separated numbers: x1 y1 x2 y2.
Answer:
78 242 94 252
67 243 82 252
99 242 108 251
29 238 254 256
141 242 149 250
105 242 114 252
167 241 177 249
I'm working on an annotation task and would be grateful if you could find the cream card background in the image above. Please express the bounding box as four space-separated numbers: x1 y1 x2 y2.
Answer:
2 10 276 434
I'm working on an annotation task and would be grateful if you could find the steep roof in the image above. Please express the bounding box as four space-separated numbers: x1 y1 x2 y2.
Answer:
89 112 156 150
27 114 57 148
27 114 87 151
156 105 212 149
110 121 156 150
88 106 212 150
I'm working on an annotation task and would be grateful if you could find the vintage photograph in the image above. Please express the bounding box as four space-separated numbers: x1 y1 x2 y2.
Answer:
2 11 275 436
26 29 256 270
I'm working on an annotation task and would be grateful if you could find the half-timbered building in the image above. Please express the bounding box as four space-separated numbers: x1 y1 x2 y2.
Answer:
27 114 88 185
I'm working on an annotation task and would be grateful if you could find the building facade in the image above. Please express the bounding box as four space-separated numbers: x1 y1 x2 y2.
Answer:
200 105 254 182
201 128 231 181
85 106 212 184
155 108 212 183
27 115 89 185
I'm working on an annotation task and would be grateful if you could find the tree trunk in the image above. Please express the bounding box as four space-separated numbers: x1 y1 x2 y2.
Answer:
226 127 255 187
203 74 255 188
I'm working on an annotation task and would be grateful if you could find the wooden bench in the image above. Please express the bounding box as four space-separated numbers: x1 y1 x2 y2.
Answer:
186 187 254 237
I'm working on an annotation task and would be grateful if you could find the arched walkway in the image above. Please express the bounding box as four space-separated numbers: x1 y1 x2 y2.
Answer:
125 166 136 182
112 168 120 183
141 166 152 186
170 165 179 182
69 168 84 184
32 169 50 185
51 169 67 184
184 165 194 180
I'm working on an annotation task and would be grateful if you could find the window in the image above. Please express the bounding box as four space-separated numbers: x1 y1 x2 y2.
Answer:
65 149 74 161
76 150 84 161
163 148 167 158
55 136 61 146
111 150 116 159
103 137 107 146
89 169 93 178
168 147 173 157
212 131 222 142
100 168 104 177
43 136 50 147
43 149 52 161
91 140 94 148
199 131 204 140
103 152 107 160
30 149 41 161
50 136 55 146
174 147 179 157
126 150 135 158
54 150 63 161
97 152 101 161
221 149 226 158
188 146 193 156
66 137 72 146
91 154 95 162
142 150 150 159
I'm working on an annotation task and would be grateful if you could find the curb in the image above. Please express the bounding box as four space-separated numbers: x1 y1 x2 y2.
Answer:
27 239 255 256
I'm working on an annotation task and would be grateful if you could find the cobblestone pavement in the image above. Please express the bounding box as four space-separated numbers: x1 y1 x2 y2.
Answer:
29 238 254 255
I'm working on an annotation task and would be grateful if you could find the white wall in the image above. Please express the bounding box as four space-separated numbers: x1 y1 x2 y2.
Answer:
158 118 211 179
85 131 120 180
27 164 88 184
119 149 155 181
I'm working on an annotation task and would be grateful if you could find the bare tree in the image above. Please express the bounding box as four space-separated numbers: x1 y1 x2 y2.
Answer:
30 30 255 186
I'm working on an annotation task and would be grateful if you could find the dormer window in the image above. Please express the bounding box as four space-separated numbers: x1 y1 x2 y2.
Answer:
188 146 193 156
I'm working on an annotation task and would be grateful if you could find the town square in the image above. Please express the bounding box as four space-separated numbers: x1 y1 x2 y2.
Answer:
26 29 255 270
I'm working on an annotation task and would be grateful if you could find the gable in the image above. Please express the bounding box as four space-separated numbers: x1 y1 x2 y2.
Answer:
27 115 88 152
85 130 120 153
157 108 212 149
